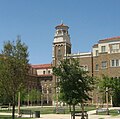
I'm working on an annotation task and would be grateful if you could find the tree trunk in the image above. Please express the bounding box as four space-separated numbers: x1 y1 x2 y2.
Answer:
72 104 75 119
12 101 15 119
12 102 15 119
69 105 71 112
81 103 85 119
12 94 16 119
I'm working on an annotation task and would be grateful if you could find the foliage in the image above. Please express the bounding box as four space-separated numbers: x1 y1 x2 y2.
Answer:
53 59 94 105
111 77 120 106
0 39 29 119
28 89 41 105
53 58 95 119
99 75 120 106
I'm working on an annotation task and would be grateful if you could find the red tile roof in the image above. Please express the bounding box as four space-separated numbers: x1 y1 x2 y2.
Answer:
31 64 52 69
99 36 120 43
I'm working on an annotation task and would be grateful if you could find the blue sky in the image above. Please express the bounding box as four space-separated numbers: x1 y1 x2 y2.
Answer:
0 0 120 64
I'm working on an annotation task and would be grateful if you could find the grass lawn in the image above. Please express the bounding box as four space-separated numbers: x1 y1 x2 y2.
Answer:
0 105 96 114
0 115 32 119
0 105 96 119
97 109 119 116
1 106 120 119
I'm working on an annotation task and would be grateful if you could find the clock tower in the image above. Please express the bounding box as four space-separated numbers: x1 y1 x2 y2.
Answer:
52 23 71 66
52 23 71 105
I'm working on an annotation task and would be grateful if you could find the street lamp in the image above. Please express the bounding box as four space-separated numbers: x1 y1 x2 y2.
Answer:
96 86 99 115
56 87 59 113
17 92 21 117
106 87 109 115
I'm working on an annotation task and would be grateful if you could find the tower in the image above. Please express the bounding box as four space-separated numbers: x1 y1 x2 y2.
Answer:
52 23 71 105
52 23 71 65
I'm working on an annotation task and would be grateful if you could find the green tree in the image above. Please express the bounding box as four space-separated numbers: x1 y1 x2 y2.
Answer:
53 59 95 119
99 75 120 107
29 89 38 105
112 77 120 106
0 38 29 119
98 75 112 115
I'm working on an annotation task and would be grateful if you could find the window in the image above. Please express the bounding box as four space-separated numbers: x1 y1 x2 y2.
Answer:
63 30 66 34
101 61 107 69
116 59 119 66
43 71 45 74
111 59 119 67
96 50 99 56
111 60 115 67
101 46 106 52
112 44 119 50
58 30 62 35
48 70 51 74
95 64 99 71
81 65 88 71
57 49 62 58
111 44 119 53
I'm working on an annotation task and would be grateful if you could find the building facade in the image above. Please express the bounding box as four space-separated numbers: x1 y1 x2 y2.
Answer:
31 64 53 105
32 24 120 105
92 36 120 78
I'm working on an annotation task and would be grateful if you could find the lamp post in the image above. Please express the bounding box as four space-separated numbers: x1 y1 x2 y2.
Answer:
96 86 99 115
27 94 30 106
47 86 49 104
18 92 21 117
41 86 44 107
106 87 109 115
56 87 59 113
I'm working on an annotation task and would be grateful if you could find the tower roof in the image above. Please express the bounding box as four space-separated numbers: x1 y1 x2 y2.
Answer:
55 23 69 29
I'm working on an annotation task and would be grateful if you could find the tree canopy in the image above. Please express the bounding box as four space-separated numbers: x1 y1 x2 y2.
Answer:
53 59 95 119
99 75 120 107
0 39 29 119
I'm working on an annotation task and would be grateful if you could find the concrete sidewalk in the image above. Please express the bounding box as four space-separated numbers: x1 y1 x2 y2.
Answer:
38 114 120 119
1 107 120 119
1 112 120 119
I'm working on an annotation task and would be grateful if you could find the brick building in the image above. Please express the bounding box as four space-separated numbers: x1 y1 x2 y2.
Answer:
31 64 53 105
92 36 120 78
32 23 120 106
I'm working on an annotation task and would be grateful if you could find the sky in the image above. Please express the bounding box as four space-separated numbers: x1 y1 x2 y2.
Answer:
0 0 120 64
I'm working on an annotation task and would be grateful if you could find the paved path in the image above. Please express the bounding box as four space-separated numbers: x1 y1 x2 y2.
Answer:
35 114 120 119
1 113 120 119
1 107 120 119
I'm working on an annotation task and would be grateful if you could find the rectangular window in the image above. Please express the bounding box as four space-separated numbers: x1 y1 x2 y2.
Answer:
102 61 107 69
111 59 120 67
112 44 119 50
116 59 119 66
101 46 106 52
43 71 45 74
111 44 119 53
111 60 115 67
48 70 51 74
95 64 99 71
96 50 99 56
